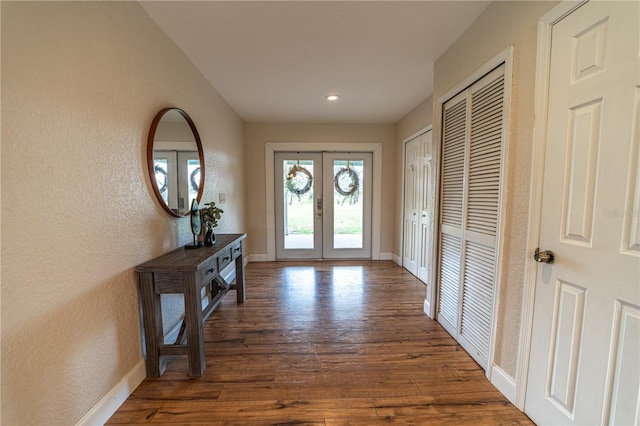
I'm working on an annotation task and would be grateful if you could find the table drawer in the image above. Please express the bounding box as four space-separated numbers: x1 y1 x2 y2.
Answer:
199 258 218 284
231 242 242 260
217 249 233 271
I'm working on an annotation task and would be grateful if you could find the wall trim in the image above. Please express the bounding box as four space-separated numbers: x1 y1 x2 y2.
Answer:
248 254 268 262
392 253 402 266
423 299 431 318
491 364 517 405
379 252 392 261
265 142 383 261
516 0 587 411
75 359 146 426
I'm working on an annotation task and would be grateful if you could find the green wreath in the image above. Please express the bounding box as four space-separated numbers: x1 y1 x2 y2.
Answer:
334 166 360 204
286 163 313 199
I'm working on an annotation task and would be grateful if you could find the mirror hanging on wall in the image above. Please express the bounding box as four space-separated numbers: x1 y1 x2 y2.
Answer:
147 108 205 217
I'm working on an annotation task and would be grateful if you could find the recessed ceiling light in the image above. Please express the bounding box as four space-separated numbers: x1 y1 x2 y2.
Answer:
326 94 340 101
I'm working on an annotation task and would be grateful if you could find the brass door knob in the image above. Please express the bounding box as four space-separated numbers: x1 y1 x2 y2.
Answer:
534 248 555 264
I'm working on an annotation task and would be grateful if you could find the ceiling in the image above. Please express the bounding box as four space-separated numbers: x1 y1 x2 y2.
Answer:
140 1 491 124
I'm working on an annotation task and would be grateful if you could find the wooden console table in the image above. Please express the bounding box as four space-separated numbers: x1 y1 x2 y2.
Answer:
136 233 246 377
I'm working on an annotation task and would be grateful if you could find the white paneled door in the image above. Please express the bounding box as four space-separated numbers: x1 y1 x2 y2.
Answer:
403 136 420 275
525 1 640 424
275 152 372 260
403 130 435 288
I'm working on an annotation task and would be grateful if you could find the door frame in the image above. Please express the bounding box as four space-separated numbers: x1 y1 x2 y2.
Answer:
516 0 589 410
265 142 383 261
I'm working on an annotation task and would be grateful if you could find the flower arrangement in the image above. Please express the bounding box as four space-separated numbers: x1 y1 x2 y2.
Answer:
200 201 224 230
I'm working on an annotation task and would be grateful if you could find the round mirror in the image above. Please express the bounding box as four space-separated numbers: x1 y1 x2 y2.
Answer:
147 108 205 217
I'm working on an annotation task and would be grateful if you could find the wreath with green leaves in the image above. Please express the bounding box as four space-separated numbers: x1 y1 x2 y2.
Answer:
286 163 313 199
154 164 168 194
334 165 360 204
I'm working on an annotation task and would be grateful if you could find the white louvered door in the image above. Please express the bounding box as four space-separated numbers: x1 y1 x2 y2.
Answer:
437 64 507 370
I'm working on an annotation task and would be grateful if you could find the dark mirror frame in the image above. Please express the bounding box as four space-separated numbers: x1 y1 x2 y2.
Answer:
147 107 205 218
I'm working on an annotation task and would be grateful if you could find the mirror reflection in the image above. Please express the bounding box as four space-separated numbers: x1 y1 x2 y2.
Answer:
147 108 204 217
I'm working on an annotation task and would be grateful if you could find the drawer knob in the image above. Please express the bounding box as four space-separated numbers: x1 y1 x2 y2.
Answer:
223 256 230 262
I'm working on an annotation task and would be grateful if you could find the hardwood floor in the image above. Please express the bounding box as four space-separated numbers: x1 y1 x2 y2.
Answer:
109 261 533 425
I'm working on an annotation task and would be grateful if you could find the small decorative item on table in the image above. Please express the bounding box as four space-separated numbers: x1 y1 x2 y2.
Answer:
200 201 224 246
185 199 203 249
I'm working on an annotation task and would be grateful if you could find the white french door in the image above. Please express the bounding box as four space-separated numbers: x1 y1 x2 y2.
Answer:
275 152 372 260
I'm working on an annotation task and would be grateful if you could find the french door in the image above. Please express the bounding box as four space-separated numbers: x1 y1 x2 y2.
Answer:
275 152 372 260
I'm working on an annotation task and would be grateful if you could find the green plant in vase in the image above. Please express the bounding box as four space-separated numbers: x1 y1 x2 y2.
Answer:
200 201 223 246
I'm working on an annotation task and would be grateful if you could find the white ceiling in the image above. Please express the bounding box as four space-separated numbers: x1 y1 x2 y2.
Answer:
140 1 491 123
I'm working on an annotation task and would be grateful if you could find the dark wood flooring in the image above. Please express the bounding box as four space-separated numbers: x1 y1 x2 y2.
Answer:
108 260 533 425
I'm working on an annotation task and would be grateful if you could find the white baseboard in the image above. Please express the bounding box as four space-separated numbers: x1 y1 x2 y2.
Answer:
392 253 402 266
76 359 146 426
379 252 392 261
248 253 396 262
249 254 268 262
423 299 431 317
490 364 517 404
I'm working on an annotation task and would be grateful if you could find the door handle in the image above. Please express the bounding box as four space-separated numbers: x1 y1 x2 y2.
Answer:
534 248 555 264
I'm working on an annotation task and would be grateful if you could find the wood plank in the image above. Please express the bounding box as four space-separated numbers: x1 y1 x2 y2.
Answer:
108 261 532 424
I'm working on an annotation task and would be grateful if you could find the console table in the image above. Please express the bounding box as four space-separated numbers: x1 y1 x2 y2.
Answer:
136 233 246 377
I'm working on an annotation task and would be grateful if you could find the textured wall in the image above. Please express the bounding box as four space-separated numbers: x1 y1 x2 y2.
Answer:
394 97 433 259
243 123 396 258
432 1 559 377
1 2 244 424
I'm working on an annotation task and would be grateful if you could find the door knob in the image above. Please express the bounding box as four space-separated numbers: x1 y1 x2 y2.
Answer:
534 248 555 264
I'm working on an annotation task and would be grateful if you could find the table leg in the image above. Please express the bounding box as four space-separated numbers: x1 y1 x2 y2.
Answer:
138 273 165 377
183 272 205 376
235 251 246 303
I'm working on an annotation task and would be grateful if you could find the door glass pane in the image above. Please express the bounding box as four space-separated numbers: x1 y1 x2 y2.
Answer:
154 159 169 205
333 159 364 249
187 159 200 209
283 159 315 249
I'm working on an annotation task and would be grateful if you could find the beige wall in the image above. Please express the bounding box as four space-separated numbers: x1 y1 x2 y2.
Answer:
244 123 396 258
1 2 244 424
433 1 559 377
394 97 433 257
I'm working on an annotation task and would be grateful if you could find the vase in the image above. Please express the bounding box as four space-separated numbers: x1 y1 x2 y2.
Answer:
204 228 216 246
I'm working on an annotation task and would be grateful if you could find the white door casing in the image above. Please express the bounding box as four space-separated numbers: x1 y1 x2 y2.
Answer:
264 143 382 262
524 1 640 424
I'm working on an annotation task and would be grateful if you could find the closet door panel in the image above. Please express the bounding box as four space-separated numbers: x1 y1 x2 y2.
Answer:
438 91 468 331
437 64 507 371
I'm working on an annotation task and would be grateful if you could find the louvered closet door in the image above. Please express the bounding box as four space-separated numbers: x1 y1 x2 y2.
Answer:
437 64 506 370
